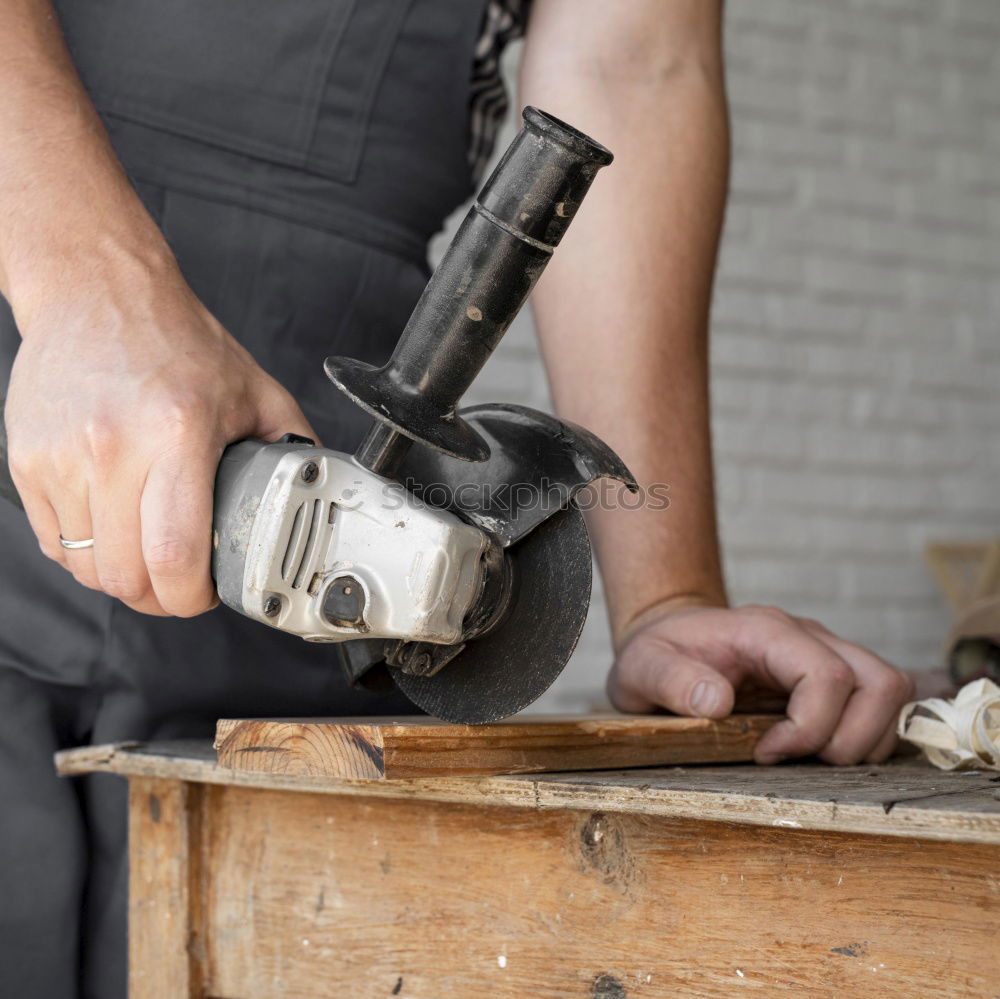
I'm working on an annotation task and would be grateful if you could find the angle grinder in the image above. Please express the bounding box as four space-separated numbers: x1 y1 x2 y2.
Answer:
0 108 637 723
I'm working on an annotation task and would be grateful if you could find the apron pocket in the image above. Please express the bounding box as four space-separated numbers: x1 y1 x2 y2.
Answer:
56 0 410 183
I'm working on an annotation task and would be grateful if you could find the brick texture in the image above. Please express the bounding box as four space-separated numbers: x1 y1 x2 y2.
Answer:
431 0 1000 711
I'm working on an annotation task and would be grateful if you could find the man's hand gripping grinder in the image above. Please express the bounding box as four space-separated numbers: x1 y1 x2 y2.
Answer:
0 109 637 723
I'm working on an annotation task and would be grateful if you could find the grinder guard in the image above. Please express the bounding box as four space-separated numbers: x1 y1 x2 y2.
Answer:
399 403 638 549
340 404 637 720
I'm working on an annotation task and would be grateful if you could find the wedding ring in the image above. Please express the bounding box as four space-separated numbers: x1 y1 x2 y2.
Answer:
59 536 95 550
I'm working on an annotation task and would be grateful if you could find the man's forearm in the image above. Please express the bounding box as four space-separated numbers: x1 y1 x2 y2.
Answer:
0 0 171 317
521 0 730 644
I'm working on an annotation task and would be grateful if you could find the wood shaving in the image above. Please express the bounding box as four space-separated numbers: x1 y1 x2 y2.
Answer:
898 678 1000 771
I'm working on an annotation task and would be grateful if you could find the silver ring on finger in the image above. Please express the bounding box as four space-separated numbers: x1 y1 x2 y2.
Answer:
59 535 95 550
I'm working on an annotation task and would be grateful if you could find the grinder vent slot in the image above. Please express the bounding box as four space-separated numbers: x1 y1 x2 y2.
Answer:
281 499 325 588
280 502 308 581
292 499 325 590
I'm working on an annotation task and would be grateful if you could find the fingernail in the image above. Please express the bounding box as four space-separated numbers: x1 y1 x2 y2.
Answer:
690 681 721 716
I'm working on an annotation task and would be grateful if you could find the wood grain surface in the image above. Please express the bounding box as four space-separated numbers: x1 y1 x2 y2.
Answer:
56 740 1000 844
128 778 203 998
212 713 779 779
180 783 1000 998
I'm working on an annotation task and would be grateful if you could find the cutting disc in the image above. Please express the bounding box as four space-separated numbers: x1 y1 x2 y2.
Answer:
390 505 592 723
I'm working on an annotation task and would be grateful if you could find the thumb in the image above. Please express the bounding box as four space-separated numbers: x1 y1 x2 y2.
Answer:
609 636 736 718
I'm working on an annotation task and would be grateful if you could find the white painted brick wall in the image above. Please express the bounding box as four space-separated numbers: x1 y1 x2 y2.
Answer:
432 0 1000 711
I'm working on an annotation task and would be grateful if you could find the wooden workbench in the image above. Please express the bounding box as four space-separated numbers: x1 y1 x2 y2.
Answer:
59 740 1000 999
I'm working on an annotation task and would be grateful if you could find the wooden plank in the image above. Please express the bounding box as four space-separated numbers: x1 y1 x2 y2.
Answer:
213 713 779 779
194 785 1000 998
56 741 1000 844
128 777 204 999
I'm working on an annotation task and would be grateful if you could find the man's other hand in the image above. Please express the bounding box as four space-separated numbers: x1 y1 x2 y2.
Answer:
608 603 916 765
5 250 315 617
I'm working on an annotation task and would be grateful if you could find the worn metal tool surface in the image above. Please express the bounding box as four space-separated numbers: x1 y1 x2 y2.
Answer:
0 108 636 723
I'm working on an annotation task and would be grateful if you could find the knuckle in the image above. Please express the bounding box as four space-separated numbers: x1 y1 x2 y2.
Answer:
739 605 794 641
825 661 855 691
866 664 910 700
607 674 643 714
8 440 59 486
144 538 199 577
612 643 671 712
81 415 121 465
155 391 207 439
98 567 148 604
7 443 37 481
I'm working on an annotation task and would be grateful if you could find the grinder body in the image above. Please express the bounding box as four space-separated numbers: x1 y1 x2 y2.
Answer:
211 439 489 646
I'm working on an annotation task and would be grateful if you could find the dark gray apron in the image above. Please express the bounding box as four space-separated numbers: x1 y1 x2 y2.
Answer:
0 2 489 995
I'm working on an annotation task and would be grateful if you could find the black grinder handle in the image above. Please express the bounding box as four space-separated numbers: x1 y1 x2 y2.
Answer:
387 108 614 416
324 107 614 475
